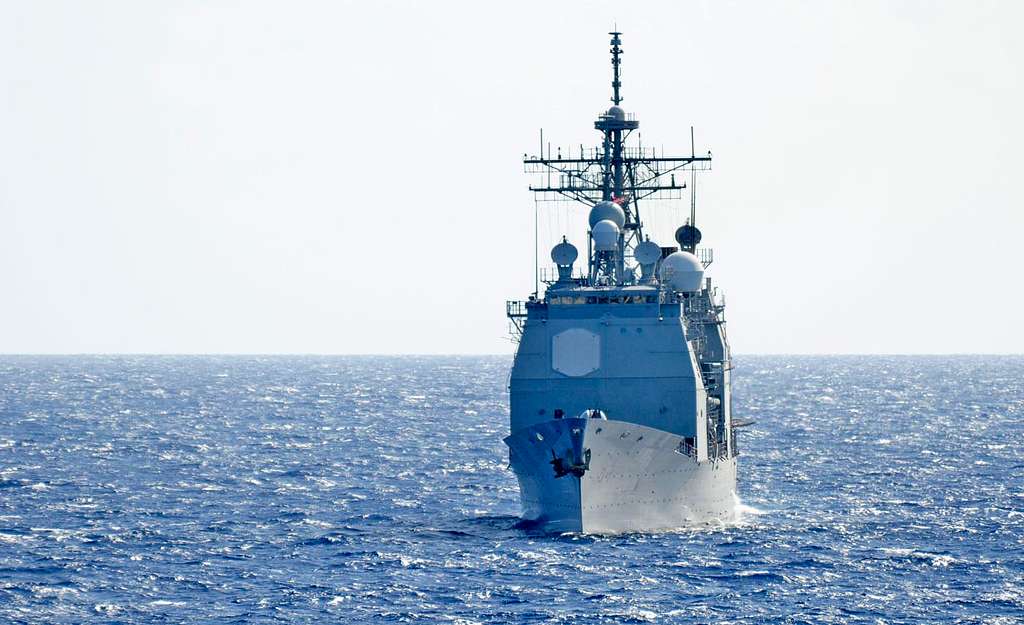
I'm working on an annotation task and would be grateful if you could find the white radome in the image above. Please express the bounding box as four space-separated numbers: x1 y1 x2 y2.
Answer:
551 240 578 266
588 201 626 229
659 251 704 291
634 240 662 266
591 219 620 252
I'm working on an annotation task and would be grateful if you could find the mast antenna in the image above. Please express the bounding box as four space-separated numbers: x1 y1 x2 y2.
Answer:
609 31 623 104
690 126 697 230
690 168 697 234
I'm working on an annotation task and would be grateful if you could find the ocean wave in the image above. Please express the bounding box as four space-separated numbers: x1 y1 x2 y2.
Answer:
0 355 1020 624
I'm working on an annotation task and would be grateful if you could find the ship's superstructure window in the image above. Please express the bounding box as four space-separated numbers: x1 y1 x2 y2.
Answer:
548 293 656 305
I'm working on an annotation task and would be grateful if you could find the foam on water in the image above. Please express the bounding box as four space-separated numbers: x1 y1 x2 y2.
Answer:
0 355 1022 624
732 492 768 520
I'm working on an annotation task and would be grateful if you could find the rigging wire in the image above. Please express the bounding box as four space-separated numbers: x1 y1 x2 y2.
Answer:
534 203 544 283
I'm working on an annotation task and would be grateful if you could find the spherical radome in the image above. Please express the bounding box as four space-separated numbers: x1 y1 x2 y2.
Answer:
674 224 702 248
588 201 626 229
591 219 620 252
607 106 626 121
659 251 704 292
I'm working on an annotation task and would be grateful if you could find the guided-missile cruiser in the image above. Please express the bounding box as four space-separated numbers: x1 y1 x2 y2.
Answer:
504 32 739 533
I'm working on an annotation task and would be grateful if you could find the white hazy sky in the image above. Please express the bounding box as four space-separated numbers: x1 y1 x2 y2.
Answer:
2 1 1022 354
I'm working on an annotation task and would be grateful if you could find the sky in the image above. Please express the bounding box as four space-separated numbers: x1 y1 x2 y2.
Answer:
1 0 1022 355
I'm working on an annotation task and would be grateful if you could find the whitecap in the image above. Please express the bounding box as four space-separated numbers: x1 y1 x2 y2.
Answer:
617 607 658 622
148 600 186 608
32 585 79 599
30 527 78 542
732 492 768 519
93 604 121 615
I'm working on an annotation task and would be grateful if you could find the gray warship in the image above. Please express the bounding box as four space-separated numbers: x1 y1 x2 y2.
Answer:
504 32 739 533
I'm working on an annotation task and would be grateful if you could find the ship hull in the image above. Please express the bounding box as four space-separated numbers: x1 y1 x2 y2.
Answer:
505 417 737 533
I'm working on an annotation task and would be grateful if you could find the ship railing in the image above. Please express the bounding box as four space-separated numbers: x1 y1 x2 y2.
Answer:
674 439 697 459
676 435 738 461
700 361 727 393
707 438 733 461
506 300 531 318
523 145 714 164
506 300 537 341
538 266 588 285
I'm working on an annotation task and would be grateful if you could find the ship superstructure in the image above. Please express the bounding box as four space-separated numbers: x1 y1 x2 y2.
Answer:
504 32 738 533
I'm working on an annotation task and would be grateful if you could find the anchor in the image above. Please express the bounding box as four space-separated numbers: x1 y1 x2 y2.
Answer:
549 447 592 478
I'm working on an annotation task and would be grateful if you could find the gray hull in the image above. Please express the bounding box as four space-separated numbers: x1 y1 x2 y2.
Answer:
505 417 737 533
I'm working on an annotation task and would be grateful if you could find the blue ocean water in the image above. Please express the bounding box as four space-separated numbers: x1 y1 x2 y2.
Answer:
0 355 1021 624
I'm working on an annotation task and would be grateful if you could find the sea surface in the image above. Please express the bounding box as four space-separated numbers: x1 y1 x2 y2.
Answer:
0 355 1022 624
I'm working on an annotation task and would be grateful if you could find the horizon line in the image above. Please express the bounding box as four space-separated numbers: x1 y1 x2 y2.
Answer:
2 352 1023 358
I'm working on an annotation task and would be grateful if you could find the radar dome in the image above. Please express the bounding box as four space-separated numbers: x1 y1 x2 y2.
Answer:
659 251 704 292
551 240 578 266
588 201 626 228
634 240 662 265
591 219 620 252
607 106 626 121
674 224 702 249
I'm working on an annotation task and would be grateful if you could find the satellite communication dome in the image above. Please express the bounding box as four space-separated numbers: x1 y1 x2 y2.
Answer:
659 251 704 292
588 201 626 229
607 106 626 121
551 240 578 266
634 240 662 265
591 219 620 251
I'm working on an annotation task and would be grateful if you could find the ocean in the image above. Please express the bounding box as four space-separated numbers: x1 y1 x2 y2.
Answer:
0 355 1021 624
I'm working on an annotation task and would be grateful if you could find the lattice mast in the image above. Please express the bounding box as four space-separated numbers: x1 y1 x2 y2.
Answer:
523 32 712 285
